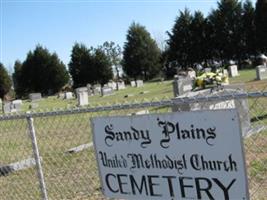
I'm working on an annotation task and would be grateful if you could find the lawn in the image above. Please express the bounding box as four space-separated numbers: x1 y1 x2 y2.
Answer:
0 69 267 199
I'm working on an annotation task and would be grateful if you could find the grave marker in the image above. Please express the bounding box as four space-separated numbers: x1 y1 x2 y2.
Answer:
29 93 42 101
130 81 136 87
228 65 239 77
172 84 250 136
172 76 193 97
76 87 89 106
101 86 113 96
64 92 74 100
256 65 267 80
136 80 144 87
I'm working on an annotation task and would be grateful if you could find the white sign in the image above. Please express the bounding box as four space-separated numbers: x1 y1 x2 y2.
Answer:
92 110 249 200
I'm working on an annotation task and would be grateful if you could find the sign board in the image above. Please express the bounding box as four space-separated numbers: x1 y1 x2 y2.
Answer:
92 110 249 200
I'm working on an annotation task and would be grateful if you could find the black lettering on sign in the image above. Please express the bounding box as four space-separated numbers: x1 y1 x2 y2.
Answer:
104 174 237 199
157 118 217 148
104 124 151 148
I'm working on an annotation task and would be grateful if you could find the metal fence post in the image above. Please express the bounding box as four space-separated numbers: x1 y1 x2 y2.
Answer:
27 117 48 200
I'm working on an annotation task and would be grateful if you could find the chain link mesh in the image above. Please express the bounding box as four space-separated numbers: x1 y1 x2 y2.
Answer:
0 90 267 199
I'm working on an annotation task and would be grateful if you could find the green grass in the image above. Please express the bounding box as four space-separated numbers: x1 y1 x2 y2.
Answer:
229 69 256 83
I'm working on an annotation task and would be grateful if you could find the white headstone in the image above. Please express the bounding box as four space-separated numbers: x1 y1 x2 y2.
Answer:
130 81 136 87
29 93 42 101
76 87 89 106
256 65 267 80
108 81 117 90
228 65 239 77
64 92 74 100
117 81 126 90
58 93 65 99
136 80 144 87
3 102 12 113
101 86 113 96
12 99 22 112
12 99 22 105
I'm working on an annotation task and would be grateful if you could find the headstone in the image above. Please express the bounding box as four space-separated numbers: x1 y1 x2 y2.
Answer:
136 80 144 87
76 87 89 106
130 81 136 87
117 81 126 90
58 92 65 99
172 85 250 136
256 65 267 80
3 102 12 113
108 81 117 90
64 92 74 100
29 93 42 101
101 86 113 96
92 85 101 95
228 65 239 77
172 76 193 97
223 69 229 76
12 100 22 112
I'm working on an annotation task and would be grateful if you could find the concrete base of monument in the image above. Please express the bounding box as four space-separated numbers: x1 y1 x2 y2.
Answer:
172 85 251 137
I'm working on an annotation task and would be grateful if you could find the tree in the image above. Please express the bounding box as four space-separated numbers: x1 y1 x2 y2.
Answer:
12 60 23 97
14 45 69 96
69 43 95 88
94 48 113 86
208 0 243 62
241 0 256 58
0 63 12 100
101 41 122 78
189 11 208 65
255 0 267 53
167 8 193 69
123 22 161 80
69 43 113 88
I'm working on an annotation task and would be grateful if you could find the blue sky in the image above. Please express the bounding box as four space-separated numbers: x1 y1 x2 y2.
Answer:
0 0 256 71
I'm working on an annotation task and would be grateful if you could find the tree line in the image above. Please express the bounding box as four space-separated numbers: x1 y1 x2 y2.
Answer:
0 0 266 100
165 0 267 77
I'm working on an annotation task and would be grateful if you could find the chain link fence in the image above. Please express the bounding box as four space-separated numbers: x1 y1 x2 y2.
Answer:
0 90 267 200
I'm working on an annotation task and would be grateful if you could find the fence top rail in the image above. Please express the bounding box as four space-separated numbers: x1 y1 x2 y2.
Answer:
0 91 267 121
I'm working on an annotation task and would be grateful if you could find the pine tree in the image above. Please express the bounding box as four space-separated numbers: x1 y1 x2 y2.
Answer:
69 43 95 88
167 8 193 69
94 48 113 86
16 45 69 96
189 11 207 65
255 0 267 53
242 0 256 58
123 22 161 80
208 0 243 62
0 63 12 100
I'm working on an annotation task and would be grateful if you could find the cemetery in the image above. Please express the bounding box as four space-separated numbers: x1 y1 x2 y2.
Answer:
1 68 267 199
